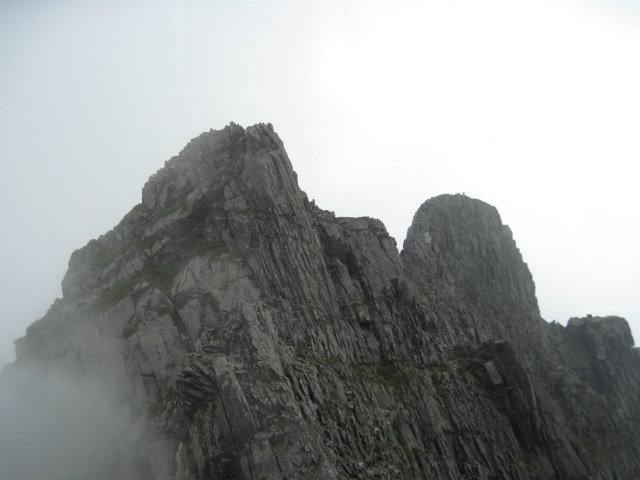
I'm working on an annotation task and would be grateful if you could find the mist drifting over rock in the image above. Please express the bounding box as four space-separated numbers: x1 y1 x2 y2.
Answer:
1 123 639 479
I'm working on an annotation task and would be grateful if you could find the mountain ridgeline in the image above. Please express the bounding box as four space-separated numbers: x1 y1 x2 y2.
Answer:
1 123 639 480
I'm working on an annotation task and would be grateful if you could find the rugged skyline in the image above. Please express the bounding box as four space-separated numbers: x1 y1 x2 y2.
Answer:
2 123 638 479
1 0 639 367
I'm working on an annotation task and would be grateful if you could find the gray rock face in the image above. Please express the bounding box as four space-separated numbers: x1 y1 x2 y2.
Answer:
402 195 546 365
1 123 639 480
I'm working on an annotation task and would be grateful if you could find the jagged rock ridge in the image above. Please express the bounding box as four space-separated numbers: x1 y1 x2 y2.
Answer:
1 123 639 480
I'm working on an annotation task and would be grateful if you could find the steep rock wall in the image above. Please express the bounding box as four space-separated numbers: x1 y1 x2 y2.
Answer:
1 123 639 480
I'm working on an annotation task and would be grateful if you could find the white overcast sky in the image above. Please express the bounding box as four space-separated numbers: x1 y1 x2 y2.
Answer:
1 0 639 367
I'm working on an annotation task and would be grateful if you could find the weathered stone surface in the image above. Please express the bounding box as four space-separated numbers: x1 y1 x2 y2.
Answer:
1 123 639 479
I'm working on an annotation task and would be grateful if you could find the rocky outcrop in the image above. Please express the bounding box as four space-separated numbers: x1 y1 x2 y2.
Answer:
402 194 547 367
1 123 639 480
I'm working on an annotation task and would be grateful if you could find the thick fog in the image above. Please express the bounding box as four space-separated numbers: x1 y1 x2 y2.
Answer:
0 363 149 480
1 0 639 371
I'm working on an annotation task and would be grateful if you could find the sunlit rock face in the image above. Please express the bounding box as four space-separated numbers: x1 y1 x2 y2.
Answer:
1 123 639 480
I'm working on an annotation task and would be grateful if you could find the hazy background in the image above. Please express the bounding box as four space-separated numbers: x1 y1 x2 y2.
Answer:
1 0 638 368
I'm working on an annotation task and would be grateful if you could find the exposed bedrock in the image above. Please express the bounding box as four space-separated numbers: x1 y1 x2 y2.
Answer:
2 123 638 480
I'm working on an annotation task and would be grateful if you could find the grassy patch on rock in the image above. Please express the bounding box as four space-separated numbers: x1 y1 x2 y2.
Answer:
89 278 137 313
376 360 410 388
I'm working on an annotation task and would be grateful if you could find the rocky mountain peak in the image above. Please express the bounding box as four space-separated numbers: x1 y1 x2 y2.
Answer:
2 123 639 480
404 193 537 313
402 194 545 365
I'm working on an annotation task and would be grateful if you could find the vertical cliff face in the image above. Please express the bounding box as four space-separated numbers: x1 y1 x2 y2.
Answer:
1 123 638 480
402 195 546 362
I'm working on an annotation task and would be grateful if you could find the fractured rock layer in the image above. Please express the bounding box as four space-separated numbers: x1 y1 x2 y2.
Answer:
1 123 639 480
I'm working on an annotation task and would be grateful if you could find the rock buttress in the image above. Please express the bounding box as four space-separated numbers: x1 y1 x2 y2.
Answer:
2 124 639 480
